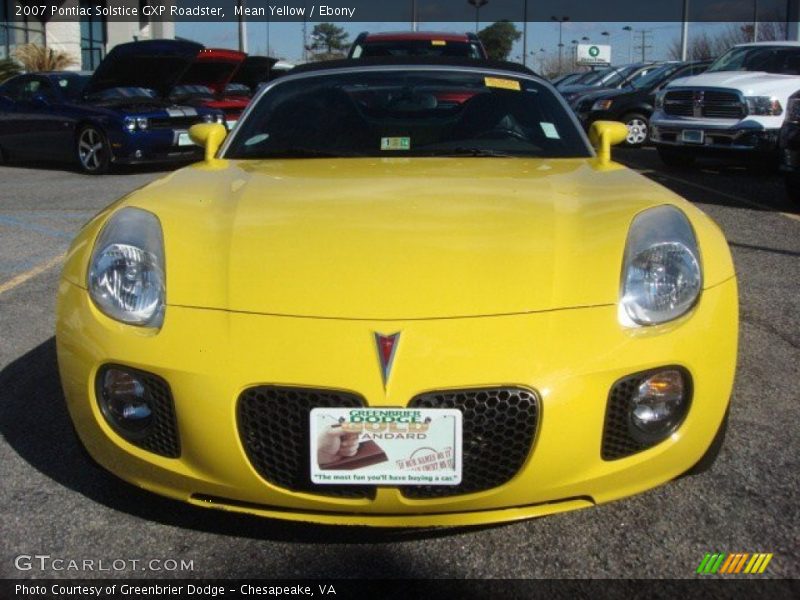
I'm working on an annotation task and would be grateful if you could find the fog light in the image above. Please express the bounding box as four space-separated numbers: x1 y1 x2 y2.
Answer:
628 369 688 443
98 368 153 436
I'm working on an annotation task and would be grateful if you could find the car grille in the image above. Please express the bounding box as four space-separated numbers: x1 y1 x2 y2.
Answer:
237 385 540 501
95 366 180 458
149 116 206 130
403 387 539 499
237 386 374 499
664 89 745 119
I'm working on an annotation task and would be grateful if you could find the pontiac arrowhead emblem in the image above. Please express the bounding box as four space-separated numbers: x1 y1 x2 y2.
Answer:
374 332 400 387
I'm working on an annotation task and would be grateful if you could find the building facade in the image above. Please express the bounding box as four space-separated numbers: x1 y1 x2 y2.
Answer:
1 0 174 70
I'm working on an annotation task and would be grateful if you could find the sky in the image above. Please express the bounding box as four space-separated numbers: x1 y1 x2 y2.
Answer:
175 20 741 67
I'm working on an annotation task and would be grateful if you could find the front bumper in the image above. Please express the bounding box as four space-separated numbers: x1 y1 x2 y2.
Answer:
108 129 204 165
650 119 779 154
56 277 738 526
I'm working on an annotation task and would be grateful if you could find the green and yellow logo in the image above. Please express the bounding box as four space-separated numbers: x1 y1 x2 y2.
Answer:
697 552 773 575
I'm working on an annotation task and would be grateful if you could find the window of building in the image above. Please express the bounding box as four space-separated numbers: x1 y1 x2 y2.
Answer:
0 1 45 60
80 0 107 70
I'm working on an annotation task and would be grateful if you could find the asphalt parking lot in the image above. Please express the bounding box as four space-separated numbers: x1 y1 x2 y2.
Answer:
0 149 798 580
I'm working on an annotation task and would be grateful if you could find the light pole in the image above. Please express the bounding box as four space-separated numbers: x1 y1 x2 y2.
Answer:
753 0 759 42
551 16 569 74
468 0 489 34
571 40 578 70
411 0 417 32
623 25 633 63
522 0 528 67
237 0 248 53
679 0 689 61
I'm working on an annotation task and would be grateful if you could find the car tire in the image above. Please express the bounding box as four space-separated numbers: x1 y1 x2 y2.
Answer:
682 410 729 477
657 146 695 168
0 144 8 164
622 113 650 148
76 125 111 175
785 173 800 203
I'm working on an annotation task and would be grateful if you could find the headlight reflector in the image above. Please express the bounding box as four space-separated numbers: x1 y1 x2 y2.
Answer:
88 208 165 328
745 96 782 116
629 369 689 442
136 117 149 130
123 117 136 131
621 206 702 325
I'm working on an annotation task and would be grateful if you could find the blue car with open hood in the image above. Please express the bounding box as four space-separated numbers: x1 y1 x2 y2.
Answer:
0 39 224 174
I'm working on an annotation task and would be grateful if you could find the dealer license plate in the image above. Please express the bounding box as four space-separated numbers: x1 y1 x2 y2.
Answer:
681 129 704 144
309 408 462 486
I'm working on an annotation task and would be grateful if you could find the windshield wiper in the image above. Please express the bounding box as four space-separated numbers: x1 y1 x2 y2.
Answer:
434 147 519 157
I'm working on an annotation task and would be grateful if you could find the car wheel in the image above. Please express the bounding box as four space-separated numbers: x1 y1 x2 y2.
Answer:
622 113 649 147
76 125 111 175
785 173 800 203
682 410 729 477
657 146 695 168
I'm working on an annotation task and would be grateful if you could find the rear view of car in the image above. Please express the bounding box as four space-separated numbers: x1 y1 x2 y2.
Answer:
349 32 487 59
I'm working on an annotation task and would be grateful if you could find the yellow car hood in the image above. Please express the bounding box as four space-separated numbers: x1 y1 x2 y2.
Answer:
112 157 723 320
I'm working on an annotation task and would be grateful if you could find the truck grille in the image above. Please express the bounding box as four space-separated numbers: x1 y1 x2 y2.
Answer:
149 116 207 130
664 89 745 119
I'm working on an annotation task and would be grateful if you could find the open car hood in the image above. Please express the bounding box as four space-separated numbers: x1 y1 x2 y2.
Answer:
177 48 247 96
84 40 204 98
230 56 279 90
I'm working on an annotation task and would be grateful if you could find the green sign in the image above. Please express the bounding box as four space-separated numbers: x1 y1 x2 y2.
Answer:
589 46 600 58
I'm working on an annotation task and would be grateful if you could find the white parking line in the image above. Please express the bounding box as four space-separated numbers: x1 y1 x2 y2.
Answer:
638 169 800 223
0 253 65 297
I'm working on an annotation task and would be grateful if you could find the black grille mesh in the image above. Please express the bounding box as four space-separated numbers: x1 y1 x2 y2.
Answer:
96 366 180 458
601 369 691 461
404 388 539 499
237 386 374 499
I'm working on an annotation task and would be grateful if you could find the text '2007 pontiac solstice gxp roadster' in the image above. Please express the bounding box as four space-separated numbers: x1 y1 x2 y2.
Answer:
56 58 737 527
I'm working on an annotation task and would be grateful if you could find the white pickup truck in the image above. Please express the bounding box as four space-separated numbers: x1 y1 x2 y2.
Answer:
650 42 800 167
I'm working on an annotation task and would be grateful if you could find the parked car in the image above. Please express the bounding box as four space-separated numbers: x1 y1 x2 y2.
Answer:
0 40 224 174
572 61 711 147
228 56 295 97
651 42 800 168
56 56 737 527
348 31 487 59
780 90 800 201
559 63 663 103
552 72 587 88
170 48 248 128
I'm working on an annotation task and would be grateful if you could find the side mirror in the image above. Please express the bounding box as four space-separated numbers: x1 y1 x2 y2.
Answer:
188 123 227 162
589 120 629 164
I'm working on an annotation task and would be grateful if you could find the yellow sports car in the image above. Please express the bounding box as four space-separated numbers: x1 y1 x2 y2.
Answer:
56 58 737 527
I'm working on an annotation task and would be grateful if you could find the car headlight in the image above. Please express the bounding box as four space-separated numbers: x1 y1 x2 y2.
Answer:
88 207 166 328
215 114 225 124
136 117 149 130
745 96 783 116
620 205 702 326
592 98 614 111
123 117 137 132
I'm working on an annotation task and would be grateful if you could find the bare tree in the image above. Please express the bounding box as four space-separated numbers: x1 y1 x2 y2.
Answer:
668 21 788 61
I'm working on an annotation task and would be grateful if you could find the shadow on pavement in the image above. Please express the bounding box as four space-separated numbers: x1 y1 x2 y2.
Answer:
0 339 502 545
1 158 185 177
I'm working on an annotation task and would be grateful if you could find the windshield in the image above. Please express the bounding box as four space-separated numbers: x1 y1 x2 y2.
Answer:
87 87 157 100
708 45 800 74
225 83 252 97
580 68 611 85
225 70 590 160
170 84 214 99
630 64 676 89
353 41 484 59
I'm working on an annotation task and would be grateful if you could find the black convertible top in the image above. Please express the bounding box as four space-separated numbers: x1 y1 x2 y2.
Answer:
288 57 539 78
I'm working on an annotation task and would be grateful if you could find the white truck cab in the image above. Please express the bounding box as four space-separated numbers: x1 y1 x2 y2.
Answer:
650 42 800 167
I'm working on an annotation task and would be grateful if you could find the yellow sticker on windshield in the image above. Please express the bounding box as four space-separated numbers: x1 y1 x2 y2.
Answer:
485 77 521 91
431 40 447 46
381 137 411 151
